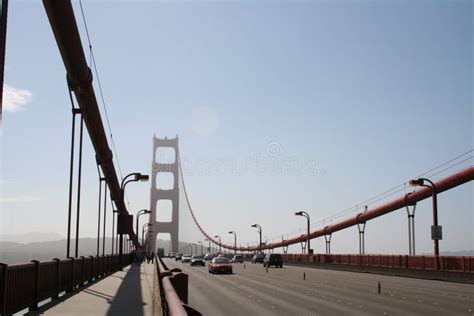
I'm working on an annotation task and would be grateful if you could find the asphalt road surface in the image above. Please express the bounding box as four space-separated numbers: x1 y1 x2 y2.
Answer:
164 258 474 315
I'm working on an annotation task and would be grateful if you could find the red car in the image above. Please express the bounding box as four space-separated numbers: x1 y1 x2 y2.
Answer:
208 257 233 274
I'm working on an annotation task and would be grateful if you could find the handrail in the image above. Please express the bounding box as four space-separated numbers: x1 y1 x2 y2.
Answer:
154 254 201 316
162 277 188 316
0 254 131 315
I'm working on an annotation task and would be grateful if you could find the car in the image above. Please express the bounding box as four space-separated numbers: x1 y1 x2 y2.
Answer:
182 255 192 263
231 255 244 263
204 253 215 261
175 253 183 261
263 253 283 268
251 254 265 264
208 257 233 274
168 252 176 258
190 255 205 266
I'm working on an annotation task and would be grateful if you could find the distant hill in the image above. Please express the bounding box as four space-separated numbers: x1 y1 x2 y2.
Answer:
440 250 474 257
0 232 64 243
0 238 216 265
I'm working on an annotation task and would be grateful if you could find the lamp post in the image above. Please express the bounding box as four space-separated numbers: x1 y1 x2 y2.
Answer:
295 211 311 254
251 224 262 253
228 231 237 254
409 178 440 268
120 172 149 268
136 209 150 243
214 235 221 254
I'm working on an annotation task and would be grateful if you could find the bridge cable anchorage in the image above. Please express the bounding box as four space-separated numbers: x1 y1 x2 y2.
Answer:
357 206 367 255
404 193 417 255
324 234 332 255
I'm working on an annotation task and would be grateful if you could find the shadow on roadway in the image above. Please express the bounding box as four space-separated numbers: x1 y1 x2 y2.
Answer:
106 265 145 316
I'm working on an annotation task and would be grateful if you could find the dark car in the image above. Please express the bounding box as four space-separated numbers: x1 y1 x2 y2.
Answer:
175 253 183 261
190 255 205 266
208 257 233 274
204 253 215 261
231 255 244 263
263 253 283 268
251 254 265 264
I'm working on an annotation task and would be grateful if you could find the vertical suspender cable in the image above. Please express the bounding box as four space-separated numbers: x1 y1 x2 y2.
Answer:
96 174 102 257
111 209 115 255
66 86 78 259
74 115 84 258
102 184 107 256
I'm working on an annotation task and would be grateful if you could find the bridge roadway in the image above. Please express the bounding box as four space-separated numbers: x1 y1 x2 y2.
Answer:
164 258 474 315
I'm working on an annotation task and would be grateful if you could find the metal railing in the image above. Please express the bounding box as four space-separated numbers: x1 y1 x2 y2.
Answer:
0 254 130 315
155 255 200 316
280 253 474 273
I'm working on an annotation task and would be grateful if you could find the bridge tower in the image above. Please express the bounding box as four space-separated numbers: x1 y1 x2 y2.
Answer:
149 135 180 253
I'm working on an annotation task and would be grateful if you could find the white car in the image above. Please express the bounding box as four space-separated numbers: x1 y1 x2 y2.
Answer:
182 255 192 263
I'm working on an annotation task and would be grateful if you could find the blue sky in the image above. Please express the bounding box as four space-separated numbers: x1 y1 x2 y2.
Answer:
1 0 472 255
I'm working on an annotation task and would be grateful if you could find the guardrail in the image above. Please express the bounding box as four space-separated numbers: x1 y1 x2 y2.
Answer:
280 253 474 273
0 254 130 315
155 255 200 316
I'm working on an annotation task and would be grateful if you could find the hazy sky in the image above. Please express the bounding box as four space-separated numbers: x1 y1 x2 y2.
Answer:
1 0 472 255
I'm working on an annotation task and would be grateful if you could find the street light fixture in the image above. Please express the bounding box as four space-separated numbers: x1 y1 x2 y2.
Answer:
295 211 311 254
409 177 440 268
119 172 149 268
251 224 262 253
136 209 151 242
214 235 222 254
228 231 237 254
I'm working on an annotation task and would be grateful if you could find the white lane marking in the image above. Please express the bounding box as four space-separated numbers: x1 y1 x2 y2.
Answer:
271 306 275 309
467 309 472 313
433 302 438 306
403 297 407 300
417 300 422 303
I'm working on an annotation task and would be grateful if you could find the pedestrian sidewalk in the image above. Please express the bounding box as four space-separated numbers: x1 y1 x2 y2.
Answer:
28 262 159 316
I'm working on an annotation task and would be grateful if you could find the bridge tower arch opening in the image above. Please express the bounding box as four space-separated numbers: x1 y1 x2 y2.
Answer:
149 135 180 253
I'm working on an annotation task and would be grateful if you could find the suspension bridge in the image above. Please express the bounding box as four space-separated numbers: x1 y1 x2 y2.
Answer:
1 1 473 315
